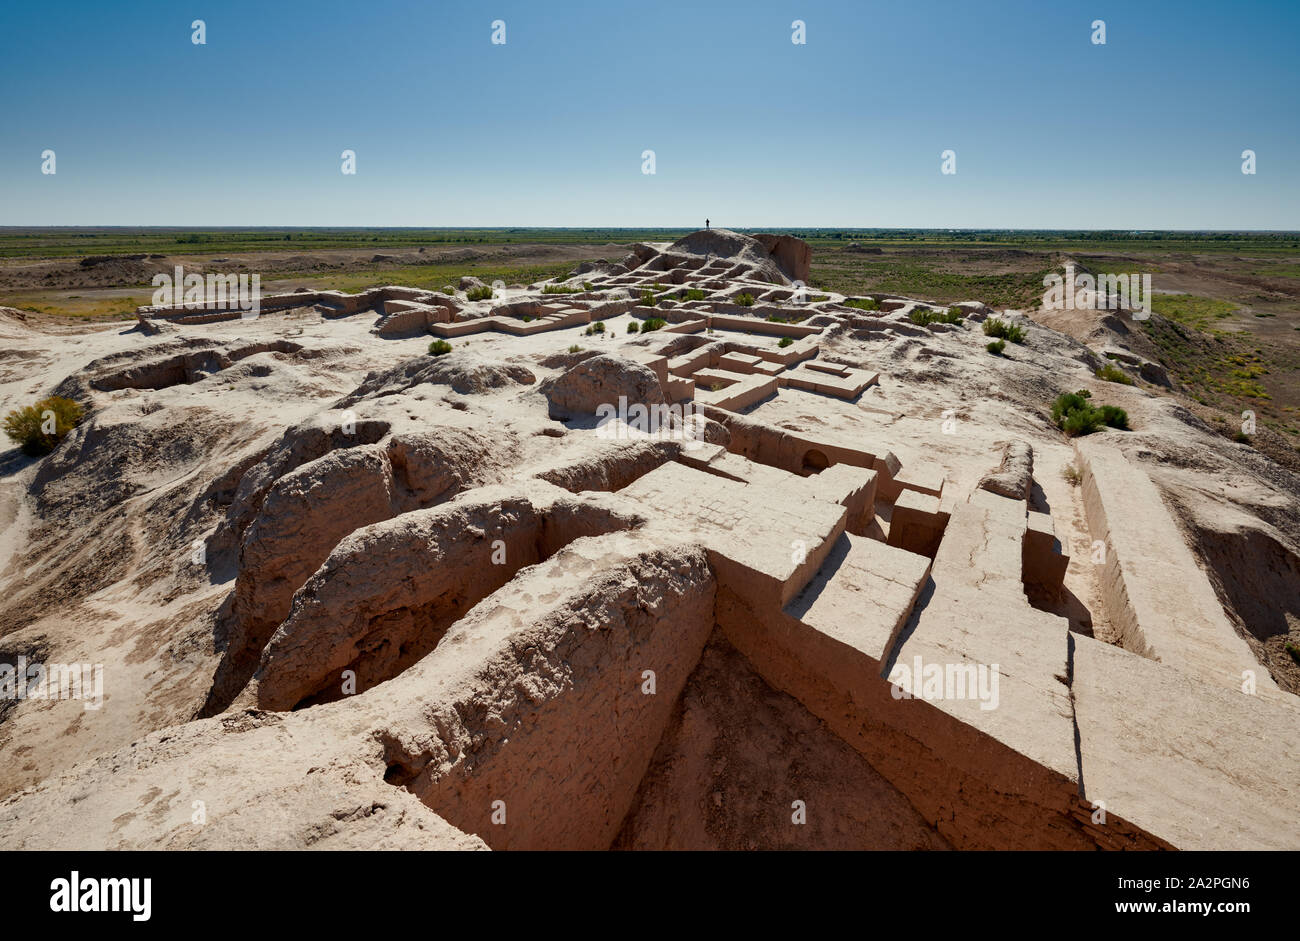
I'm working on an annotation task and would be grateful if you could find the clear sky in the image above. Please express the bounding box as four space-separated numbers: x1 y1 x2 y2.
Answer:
1 0 1297 228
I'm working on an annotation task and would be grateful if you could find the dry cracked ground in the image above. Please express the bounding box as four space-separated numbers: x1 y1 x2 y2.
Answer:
0 230 1297 851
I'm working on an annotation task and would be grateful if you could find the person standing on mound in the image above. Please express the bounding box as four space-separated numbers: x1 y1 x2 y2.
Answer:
705 218 710 229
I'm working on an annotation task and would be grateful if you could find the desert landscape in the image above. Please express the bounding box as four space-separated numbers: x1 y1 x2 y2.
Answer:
1 226 1296 851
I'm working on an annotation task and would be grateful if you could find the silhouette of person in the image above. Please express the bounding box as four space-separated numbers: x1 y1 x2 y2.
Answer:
706 218 710 229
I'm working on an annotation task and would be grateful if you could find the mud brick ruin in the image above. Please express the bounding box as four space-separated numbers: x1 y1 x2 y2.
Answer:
1 230 1296 851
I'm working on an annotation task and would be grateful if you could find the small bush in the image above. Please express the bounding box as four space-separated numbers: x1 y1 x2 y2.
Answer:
845 297 879 311
1050 392 1128 437
1062 464 1082 487
428 339 452 356
640 317 666 334
627 321 640 333
1097 405 1130 430
683 288 706 301
735 293 755 307
568 344 583 354
1061 409 1101 437
910 307 963 326
582 281 593 291
983 318 1025 343
1233 430 1252 444
1095 362 1134 385
638 289 655 307
466 285 493 301
986 339 1006 355
778 337 794 348
542 283 579 294
592 321 605 333
3 395 84 456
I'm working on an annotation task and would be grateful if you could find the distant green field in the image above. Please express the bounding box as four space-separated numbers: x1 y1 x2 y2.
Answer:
0 227 1297 260
1150 294 1240 331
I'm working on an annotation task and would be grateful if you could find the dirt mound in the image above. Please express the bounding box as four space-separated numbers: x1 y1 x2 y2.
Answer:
338 353 535 404
666 229 802 285
539 353 665 420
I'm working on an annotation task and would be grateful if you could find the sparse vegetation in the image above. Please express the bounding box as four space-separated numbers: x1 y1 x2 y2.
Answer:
542 283 580 294
778 337 794 348
639 317 666 334
428 339 452 356
735 293 756 307
683 288 706 301
1062 463 1082 487
466 285 493 301
1050 391 1129 437
1150 294 1238 331
627 321 640 333
1095 362 1134 385
568 344 583 353
582 281 593 291
986 339 1006 355
909 307 963 326
844 297 880 311
638 289 655 307
983 318 1026 344
3 395 84 456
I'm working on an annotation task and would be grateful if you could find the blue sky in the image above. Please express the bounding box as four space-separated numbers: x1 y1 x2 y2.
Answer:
1 0 1297 228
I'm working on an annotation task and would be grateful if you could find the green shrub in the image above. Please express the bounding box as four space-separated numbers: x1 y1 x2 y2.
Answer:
845 297 879 311
640 317 666 334
986 339 1006 355
910 307 963 326
593 321 605 333
542 283 579 294
778 337 794 348
983 318 1026 343
1095 362 1134 385
428 339 452 356
3 395 84 456
582 281 593 291
568 344 583 353
735 293 755 307
628 321 640 333
638 289 655 307
1097 405 1130 429
1050 392 1128 437
1061 409 1101 437
683 288 706 301
466 285 493 301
